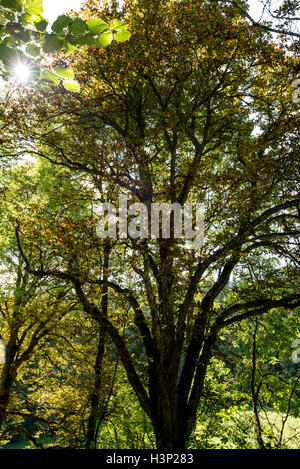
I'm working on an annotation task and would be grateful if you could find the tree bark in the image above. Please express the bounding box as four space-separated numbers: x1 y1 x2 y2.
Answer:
0 337 18 429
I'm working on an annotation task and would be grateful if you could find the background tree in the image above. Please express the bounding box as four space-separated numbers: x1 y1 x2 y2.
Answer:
227 0 300 39
0 162 121 448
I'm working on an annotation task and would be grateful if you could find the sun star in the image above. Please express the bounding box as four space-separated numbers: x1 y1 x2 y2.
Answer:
13 61 31 83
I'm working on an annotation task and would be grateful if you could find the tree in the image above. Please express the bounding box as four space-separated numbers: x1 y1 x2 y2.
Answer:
227 0 300 39
0 164 76 439
3 0 300 449
0 163 121 448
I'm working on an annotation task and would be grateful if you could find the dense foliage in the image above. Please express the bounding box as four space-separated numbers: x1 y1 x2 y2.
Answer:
0 0 299 450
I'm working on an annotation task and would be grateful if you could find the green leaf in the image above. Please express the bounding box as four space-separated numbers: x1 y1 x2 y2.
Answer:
75 33 95 47
110 20 129 31
39 83 52 92
15 29 32 43
25 0 43 16
20 13 34 25
51 15 72 33
114 30 131 42
43 35 63 52
69 18 88 36
63 40 77 52
2 10 16 21
63 79 80 92
26 44 40 57
0 44 12 62
35 19 48 32
1 0 23 11
54 65 74 80
87 18 109 34
41 69 59 86
96 30 113 47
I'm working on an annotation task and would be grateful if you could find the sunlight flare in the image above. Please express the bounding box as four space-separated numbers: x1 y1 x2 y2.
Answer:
13 61 31 83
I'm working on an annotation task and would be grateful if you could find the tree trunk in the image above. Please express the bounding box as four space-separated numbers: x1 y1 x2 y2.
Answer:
152 410 189 449
149 369 190 449
0 363 17 429
149 331 217 449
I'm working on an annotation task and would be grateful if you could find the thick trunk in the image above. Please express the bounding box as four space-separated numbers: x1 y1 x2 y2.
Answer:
0 388 11 430
0 335 18 430
149 332 217 449
0 364 17 429
150 374 190 449
152 413 189 449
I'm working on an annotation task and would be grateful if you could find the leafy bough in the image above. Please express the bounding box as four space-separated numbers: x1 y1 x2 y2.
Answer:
0 0 131 92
